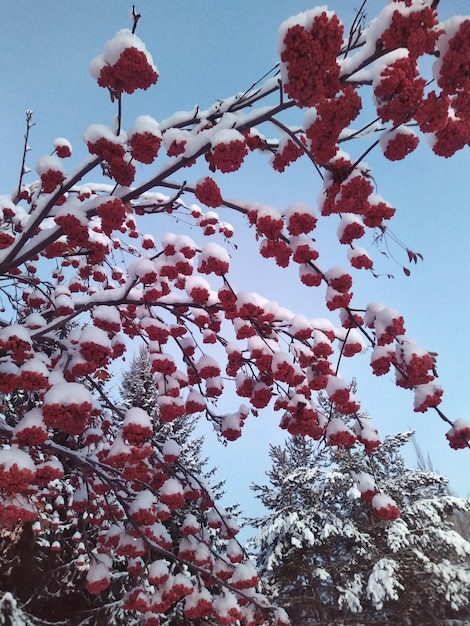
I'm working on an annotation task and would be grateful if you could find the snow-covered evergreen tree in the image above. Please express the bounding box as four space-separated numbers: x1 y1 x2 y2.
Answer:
120 346 206 476
249 428 470 625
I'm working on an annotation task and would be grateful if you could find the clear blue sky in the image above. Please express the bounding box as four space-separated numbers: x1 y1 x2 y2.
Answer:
1 1 469 523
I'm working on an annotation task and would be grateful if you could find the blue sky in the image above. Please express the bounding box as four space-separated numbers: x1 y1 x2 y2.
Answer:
1 1 469 523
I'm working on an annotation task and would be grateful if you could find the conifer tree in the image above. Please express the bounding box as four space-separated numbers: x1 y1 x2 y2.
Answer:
120 346 208 477
249 422 470 625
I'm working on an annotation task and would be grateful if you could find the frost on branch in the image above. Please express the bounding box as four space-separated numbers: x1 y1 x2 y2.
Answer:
1 2 470 624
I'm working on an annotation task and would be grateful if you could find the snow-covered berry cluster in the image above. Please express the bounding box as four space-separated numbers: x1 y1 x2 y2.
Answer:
128 115 162 164
194 176 223 208
279 8 344 107
90 29 158 95
206 130 248 173
36 155 66 193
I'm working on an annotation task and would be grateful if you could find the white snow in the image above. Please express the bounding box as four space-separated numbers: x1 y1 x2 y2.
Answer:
36 155 65 175
43 382 92 406
366 558 404 609
12 408 45 436
0 447 36 471
53 137 72 150
123 406 152 428
160 477 184 498
83 123 127 146
89 29 158 77
128 114 161 138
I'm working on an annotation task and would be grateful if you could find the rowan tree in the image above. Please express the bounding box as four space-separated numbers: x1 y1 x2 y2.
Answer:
0 349 239 625
1 1 470 624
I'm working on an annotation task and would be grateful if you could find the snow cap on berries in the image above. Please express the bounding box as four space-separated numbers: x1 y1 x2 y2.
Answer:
36 155 66 193
128 115 162 163
372 493 400 521
90 29 158 95
53 137 72 158
446 418 470 450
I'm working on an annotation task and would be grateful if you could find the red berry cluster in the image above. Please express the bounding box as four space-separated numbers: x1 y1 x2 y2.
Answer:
0 333 33 365
40 169 66 193
280 12 344 107
259 238 292 268
198 253 229 276
300 264 322 287
322 172 373 217
194 177 223 208
326 286 353 311
363 198 396 228
306 87 362 165
122 421 153 446
54 212 88 248
290 236 319 263
206 139 248 173
280 407 326 439
437 20 470 96
381 6 439 58
370 345 395 376
158 397 186 423
327 426 357 448
413 384 443 413
272 137 305 172
396 348 435 388
19 367 49 392
256 210 284 240
0 232 15 250
96 197 127 235
221 414 243 442
85 561 110 595
131 507 158 528
432 118 470 158
326 269 352 293
129 131 162 164
415 91 450 134
43 401 92 435
166 138 187 157
372 496 400 521
373 311 406 346
285 204 317 236
382 130 419 161
183 592 212 620
356 423 381 453
160 480 185 510
188 283 210 305
323 170 396 228
0 461 35 493
0 497 38 530
338 216 365 245
86 135 125 164
87 136 135 186
55 144 72 158
197 358 221 380
342 339 364 358
97 47 158 95
348 250 374 270
80 340 111 369
374 57 426 124
13 424 48 447
415 20 470 156
446 419 470 450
